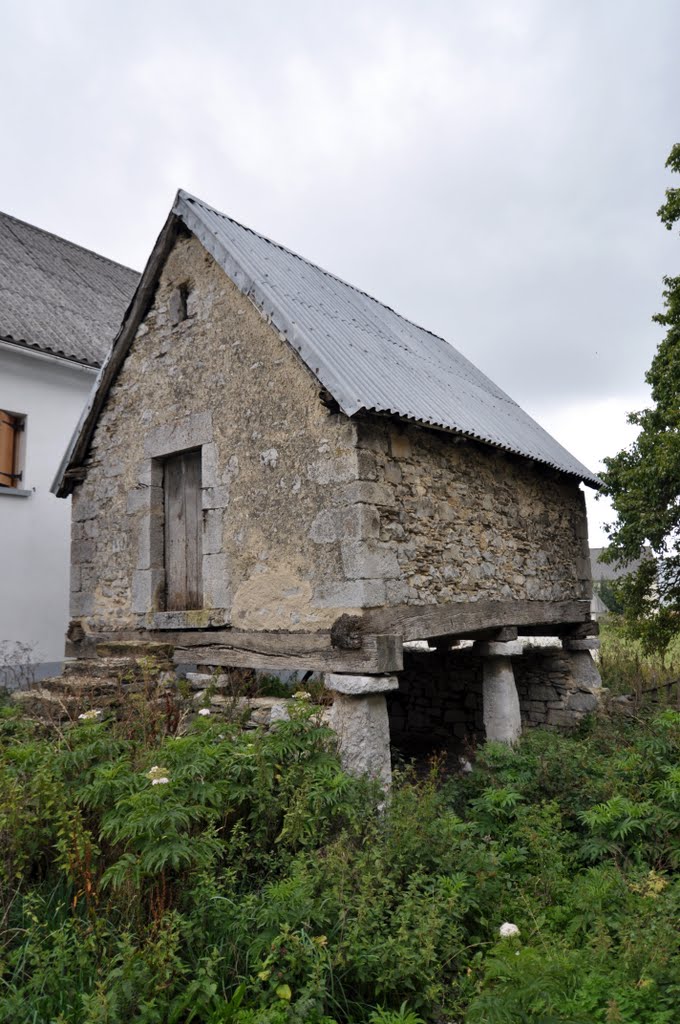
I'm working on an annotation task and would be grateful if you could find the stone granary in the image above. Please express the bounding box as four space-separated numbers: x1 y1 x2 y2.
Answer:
54 191 602 783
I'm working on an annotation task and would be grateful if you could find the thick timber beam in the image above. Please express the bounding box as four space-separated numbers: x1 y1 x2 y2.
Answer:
171 630 403 674
362 599 591 643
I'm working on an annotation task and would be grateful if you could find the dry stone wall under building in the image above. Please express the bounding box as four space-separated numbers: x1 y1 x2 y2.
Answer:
387 645 600 752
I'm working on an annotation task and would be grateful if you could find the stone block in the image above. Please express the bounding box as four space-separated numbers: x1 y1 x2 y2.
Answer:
202 509 224 555
201 484 231 509
341 541 400 580
71 539 96 565
325 673 399 696
562 638 601 652
201 442 220 487
136 512 164 570
482 657 521 744
566 689 599 713
202 552 231 609
565 649 602 689
137 459 163 487
143 411 213 458
339 505 381 541
126 485 162 514
328 691 393 787
70 591 94 617
356 450 378 481
474 640 525 658
72 497 98 522
131 569 164 614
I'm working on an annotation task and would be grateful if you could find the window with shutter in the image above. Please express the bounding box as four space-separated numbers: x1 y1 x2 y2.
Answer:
163 449 203 610
0 411 25 488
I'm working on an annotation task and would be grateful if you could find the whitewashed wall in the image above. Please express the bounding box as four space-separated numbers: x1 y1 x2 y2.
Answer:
0 345 96 681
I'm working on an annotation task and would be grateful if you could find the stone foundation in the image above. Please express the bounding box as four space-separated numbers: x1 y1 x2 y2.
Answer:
387 643 601 753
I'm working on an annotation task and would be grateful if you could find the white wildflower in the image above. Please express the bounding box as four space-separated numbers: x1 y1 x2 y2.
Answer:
198 707 211 716
151 777 170 786
499 922 520 938
292 690 311 700
78 709 102 721
146 765 170 783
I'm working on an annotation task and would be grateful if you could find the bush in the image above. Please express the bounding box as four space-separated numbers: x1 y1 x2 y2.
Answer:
1 696 680 1021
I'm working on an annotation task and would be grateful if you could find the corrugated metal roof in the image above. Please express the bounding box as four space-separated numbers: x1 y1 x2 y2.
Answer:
176 191 600 487
0 210 139 367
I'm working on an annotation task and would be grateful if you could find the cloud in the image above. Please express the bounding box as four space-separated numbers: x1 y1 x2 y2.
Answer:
1 0 677 465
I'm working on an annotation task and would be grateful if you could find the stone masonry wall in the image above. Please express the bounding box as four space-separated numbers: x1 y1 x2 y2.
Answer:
387 649 484 750
387 645 599 751
354 417 591 607
69 232 390 637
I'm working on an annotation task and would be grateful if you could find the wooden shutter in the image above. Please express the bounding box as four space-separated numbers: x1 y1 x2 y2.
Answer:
0 412 17 487
164 449 203 610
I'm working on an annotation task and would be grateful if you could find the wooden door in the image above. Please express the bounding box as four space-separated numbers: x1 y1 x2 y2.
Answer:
164 450 203 610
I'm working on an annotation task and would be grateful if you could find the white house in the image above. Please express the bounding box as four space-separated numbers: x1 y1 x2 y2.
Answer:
0 211 138 683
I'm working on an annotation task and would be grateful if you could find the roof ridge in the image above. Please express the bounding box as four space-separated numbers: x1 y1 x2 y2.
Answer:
179 191 460 354
0 209 139 277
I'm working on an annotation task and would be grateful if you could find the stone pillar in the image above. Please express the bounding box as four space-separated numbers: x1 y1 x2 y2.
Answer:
561 637 602 689
324 673 399 788
473 640 523 745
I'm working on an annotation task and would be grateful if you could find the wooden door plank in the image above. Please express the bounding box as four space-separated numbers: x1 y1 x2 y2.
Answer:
184 450 203 609
164 455 187 611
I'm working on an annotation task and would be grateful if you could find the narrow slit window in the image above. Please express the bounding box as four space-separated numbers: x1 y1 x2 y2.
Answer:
163 449 203 610
0 411 25 488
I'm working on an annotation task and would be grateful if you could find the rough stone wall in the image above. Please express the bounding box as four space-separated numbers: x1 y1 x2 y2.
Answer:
70 232 385 636
387 649 484 749
354 417 591 607
387 646 598 749
514 646 599 727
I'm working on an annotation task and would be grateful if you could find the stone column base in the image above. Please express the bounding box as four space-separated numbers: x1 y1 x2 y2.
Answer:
325 674 399 787
562 638 602 689
474 641 523 745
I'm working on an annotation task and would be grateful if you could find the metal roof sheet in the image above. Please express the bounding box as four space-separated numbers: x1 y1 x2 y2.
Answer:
175 191 600 487
0 210 139 367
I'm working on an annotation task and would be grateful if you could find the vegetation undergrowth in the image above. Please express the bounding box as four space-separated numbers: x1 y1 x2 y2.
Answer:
1 694 679 1023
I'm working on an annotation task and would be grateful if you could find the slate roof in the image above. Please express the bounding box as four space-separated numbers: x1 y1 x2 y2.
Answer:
0 210 139 367
590 547 649 581
54 189 601 494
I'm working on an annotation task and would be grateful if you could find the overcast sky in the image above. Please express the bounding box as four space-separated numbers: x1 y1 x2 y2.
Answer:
2 0 678 543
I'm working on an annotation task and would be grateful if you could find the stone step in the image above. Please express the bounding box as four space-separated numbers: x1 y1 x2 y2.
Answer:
41 674 132 697
62 657 168 681
94 640 174 662
12 687 86 720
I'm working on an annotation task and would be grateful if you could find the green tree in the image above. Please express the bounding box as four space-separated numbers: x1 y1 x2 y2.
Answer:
600 144 680 652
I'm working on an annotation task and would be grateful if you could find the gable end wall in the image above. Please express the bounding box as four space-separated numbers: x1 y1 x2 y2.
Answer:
69 233 385 636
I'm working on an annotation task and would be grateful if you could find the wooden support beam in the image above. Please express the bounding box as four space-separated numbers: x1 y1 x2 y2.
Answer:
362 599 590 643
517 619 599 638
171 630 403 674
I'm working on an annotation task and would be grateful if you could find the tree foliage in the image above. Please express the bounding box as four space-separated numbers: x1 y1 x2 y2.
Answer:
600 144 680 651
